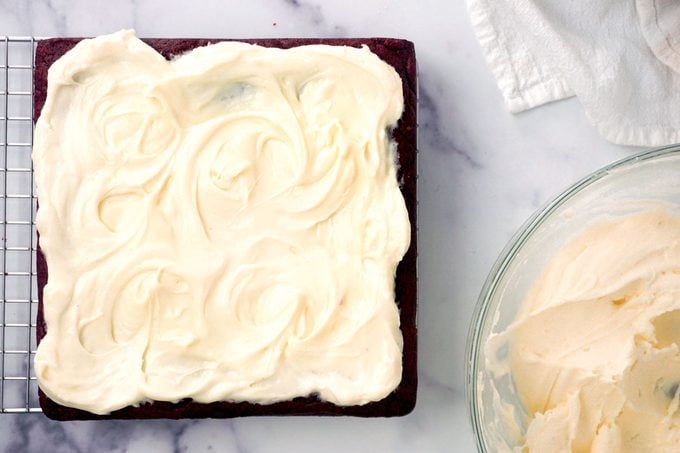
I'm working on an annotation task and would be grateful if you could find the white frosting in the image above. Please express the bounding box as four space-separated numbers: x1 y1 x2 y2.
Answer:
33 30 409 415
491 210 680 451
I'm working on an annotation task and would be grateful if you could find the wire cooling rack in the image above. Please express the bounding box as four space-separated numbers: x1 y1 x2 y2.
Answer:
0 36 41 413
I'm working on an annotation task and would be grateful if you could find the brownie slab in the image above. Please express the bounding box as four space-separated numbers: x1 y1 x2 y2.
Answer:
34 36 417 420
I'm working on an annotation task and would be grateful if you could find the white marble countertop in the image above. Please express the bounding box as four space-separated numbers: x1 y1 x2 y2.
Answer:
0 0 643 451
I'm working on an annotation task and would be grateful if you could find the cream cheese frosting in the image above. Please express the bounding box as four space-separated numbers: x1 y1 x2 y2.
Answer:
32 30 410 415
491 210 680 452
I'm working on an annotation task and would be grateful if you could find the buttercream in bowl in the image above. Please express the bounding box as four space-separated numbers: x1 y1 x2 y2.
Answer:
467 145 680 452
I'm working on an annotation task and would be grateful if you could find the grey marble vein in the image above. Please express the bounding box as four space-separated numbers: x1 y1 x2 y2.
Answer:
419 80 481 168
275 0 347 37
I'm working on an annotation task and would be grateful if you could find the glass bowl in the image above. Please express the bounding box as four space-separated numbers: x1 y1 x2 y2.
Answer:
465 144 680 451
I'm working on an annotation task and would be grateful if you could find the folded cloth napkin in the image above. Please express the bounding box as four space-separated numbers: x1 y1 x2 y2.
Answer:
468 0 680 146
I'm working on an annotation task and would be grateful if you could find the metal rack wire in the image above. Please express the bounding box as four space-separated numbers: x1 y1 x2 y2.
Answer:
1 36 41 413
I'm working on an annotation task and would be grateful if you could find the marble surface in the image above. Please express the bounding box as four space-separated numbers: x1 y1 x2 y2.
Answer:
0 0 643 451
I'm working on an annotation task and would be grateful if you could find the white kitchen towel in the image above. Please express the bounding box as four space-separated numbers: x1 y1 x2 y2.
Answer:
468 0 680 146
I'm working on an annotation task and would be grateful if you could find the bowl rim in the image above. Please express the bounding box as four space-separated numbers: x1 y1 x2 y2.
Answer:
464 143 680 451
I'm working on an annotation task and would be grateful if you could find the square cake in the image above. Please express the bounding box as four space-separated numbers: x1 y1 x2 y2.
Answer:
33 31 417 420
